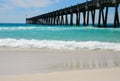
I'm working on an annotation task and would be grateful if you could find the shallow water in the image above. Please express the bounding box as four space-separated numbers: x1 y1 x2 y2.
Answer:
0 23 120 51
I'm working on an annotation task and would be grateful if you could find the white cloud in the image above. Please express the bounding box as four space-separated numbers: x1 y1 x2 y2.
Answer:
0 0 60 10
11 0 52 8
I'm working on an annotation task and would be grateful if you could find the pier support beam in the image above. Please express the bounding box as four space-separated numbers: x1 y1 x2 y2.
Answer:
60 15 64 25
48 17 50 25
83 11 86 26
70 13 73 26
98 7 105 27
79 12 81 24
56 16 59 25
87 11 89 26
91 9 96 26
98 8 102 27
45 18 47 24
52 17 54 25
50 17 53 25
101 7 105 26
53 16 56 25
114 4 119 27
49 17 51 25
98 6 109 27
65 14 68 25
104 7 108 27
76 12 80 26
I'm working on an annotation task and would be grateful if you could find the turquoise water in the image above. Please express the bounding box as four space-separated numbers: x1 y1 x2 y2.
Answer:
0 23 120 42
0 23 120 50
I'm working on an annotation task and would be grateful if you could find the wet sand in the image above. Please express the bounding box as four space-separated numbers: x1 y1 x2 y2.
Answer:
0 47 120 81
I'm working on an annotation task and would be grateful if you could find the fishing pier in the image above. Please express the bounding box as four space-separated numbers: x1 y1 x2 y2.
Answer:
26 0 120 27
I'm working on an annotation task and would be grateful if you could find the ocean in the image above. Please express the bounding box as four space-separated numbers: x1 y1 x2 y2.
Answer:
0 23 120 51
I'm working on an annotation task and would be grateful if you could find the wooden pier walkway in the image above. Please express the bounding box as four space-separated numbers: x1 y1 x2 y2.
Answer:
26 0 120 27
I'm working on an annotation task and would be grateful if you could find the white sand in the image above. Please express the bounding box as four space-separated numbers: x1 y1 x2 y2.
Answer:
0 68 120 81
0 47 120 81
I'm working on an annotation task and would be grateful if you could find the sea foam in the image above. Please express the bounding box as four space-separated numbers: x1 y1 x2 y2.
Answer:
0 38 120 51
1 26 120 31
0 27 36 30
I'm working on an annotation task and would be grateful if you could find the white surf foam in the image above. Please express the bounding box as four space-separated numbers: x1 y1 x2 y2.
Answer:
0 26 82 31
0 38 120 51
0 26 120 32
0 27 36 30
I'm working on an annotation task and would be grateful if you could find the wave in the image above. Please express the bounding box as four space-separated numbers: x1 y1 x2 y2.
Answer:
0 26 120 31
0 26 80 31
0 38 120 51
0 27 36 30
0 26 88 31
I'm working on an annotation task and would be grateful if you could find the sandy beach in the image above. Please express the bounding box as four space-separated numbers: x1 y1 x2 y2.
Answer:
0 48 120 81
0 68 120 81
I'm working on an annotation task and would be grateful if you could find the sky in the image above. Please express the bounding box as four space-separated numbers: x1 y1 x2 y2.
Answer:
0 0 120 23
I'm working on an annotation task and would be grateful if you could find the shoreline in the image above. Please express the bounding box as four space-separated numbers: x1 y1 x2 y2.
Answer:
0 47 120 54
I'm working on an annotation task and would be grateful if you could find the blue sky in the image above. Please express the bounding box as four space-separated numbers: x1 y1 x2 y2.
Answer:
0 0 119 23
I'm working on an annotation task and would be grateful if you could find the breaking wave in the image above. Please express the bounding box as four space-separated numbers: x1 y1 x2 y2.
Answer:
0 27 36 30
0 26 120 31
0 38 120 51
